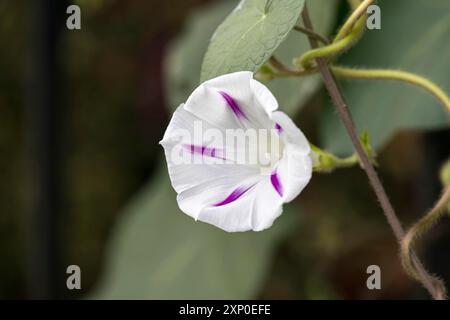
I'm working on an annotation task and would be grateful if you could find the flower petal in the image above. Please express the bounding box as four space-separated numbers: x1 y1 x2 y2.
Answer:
182 176 283 232
276 145 312 202
176 176 260 228
160 105 260 193
213 185 254 207
270 111 312 202
161 73 313 232
270 169 283 197
218 90 249 121
184 71 272 130
249 177 284 231
271 111 310 153
250 79 278 114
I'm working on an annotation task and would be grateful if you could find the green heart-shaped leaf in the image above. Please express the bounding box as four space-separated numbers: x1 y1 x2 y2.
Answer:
166 0 339 116
200 0 305 82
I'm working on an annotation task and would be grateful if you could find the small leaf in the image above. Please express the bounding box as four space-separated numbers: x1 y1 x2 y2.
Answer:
200 0 305 83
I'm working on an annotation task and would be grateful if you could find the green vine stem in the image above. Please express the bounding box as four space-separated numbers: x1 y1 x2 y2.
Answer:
311 131 376 173
442 159 450 190
332 67 450 115
401 183 450 300
267 56 313 77
347 0 364 11
294 16 365 69
441 159 450 215
312 150 358 172
294 28 359 69
266 0 450 299
335 0 376 42
262 60 450 116
294 0 370 69
301 1 447 299
293 25 330 45
401 159 450 299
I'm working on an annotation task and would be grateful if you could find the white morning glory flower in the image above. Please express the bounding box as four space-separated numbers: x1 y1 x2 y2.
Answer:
160 71 312 232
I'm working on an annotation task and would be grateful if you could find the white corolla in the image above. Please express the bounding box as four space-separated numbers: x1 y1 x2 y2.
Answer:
160 71 312 232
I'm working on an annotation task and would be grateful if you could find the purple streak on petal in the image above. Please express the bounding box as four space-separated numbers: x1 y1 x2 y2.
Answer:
183 144 221 158
213 185 254 207
275 123 283 134
218 91 248 120
271 169 283 197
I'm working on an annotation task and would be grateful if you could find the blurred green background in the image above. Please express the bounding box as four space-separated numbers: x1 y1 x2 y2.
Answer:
0 0 449 299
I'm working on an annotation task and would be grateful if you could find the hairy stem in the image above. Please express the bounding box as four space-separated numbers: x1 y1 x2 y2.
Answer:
294 0 368 70
267 59 450 117
295 14 365 69
332 67 450 115
401 185 450 300
335 0 375 42
268 56 312 77
294 25 330 45
347 0 362 10
301 3 445 300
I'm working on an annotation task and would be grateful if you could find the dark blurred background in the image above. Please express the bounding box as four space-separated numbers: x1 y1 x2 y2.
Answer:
0 0 449 300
